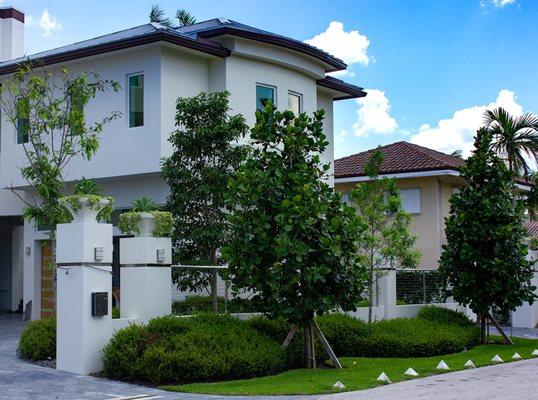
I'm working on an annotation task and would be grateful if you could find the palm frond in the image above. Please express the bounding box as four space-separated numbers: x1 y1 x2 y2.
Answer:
176 9 196 27
149 4 174 28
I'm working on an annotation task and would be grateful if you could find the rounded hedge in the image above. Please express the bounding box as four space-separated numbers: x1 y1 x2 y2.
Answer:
101 314 286 384
19 318 56 361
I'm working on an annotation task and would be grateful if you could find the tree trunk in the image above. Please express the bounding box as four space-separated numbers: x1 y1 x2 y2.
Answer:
479 314 487 344
303 320 315 369
368 267 374 325
210 269 218 313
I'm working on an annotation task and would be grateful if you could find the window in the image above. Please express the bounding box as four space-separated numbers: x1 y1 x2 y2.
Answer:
288 91 302 115
128 74 144 128
400 189 421 214
256 84 275 111
16 97 29 144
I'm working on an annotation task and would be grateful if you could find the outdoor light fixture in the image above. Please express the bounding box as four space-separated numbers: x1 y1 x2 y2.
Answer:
94 246 104 262
156 249 166 263
25 246 31 255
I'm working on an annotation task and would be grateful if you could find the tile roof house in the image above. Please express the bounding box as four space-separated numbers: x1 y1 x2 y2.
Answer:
0 8 365 319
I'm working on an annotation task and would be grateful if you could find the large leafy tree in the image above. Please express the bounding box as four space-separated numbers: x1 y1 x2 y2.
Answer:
485 107 538 177
224 104 367 368
149 4 196 28
440 128 536 344
349 150 421 324
1 64 119 247
162 91 248 312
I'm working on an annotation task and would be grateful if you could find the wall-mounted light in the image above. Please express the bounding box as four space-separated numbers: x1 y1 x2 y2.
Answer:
94 247 104 262
25 246 31 255
156 249 165 263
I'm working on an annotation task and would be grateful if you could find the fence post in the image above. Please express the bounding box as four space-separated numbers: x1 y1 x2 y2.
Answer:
120 236 172 322
378 268 397 320
56 220 113 374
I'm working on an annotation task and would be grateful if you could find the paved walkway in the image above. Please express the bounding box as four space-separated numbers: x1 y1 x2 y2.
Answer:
2 314 538 400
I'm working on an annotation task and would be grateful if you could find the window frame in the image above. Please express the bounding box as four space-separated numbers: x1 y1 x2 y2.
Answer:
127 72 145 129
287 90 302 114
400 188 422 215
255 83 276 111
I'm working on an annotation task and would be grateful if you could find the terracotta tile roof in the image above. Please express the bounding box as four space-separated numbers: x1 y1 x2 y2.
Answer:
335 141 466 179
525 222 538 238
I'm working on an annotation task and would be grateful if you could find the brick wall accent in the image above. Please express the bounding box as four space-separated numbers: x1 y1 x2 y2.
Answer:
40 242 55 319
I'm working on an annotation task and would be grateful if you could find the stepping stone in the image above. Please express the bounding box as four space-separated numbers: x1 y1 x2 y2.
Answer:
464 359 476 368
532 349 538 356
377 372 391 383
404 367 419 376
332 381 345 390
436 360 450 370
491 354 503 363
512 352 522 360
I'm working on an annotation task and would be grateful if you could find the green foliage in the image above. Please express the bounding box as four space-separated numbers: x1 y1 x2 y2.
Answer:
348 149 421 323
417 306 475 328
149 4 196 28
18 318 56 361
440 128 536 321
162 91 248 310
1 64 119 237
152 211 173 237
131 196 157 212
225 103 367 325
59 195 114 222
530 237 538 250
172 295 256 315
112 306 120 319
74 177 103 196
101 314 286 384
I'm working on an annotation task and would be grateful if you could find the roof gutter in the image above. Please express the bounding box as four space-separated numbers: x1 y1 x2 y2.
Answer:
317 77 367 100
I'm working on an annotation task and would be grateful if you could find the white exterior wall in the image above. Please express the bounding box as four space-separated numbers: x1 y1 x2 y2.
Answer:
0 17 24 61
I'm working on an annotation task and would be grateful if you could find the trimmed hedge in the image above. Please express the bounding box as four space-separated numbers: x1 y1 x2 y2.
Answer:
19 318 56 361
172 295 256 315
102 314 286 384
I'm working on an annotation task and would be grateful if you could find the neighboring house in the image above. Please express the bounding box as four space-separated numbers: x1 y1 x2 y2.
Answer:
0 8 366 319
334 141 532 271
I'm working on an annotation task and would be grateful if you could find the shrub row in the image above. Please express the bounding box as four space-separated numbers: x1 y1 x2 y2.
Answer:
18 318 56 361
171 295 256 315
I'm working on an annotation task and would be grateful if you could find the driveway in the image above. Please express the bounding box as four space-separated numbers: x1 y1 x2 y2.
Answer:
2 314 538 400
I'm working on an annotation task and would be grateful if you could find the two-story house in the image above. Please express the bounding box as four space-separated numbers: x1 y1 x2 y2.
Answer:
0 7 366 319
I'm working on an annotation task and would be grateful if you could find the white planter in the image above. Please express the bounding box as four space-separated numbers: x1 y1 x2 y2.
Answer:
136 212 155 237
61 197 111 223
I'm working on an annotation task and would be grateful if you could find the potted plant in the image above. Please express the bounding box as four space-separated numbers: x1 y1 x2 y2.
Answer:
118 196 173 237
59 178 114 223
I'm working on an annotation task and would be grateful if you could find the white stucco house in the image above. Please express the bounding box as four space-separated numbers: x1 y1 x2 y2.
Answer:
0 7 365 319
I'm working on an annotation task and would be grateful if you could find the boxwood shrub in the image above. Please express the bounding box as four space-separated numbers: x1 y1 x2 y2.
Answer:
101 314 286 384
19 318 56 361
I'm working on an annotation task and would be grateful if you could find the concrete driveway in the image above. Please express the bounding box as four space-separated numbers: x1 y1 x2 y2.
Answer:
2 314 538 400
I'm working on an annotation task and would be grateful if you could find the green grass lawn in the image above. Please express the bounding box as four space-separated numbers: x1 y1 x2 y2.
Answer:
162 337 538 396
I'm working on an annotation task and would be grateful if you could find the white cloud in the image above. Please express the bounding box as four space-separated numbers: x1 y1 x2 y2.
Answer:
492 0 516 7
39 9 62 37
409 89 524 157
352 89 398 137
334 129 348 144
305 21 370 76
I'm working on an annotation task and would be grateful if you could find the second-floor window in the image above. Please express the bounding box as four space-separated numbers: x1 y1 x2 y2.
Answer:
288 91 302 115
128 74 144 128
256 84 275 111
16 97 29 144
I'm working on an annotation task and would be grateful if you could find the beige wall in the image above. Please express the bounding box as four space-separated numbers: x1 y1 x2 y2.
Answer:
336 176 463 270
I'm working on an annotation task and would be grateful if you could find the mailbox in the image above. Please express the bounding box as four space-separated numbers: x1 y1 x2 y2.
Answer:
91 292 108 316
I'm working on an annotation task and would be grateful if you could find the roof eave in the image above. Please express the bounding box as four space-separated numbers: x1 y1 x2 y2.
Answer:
334 168 461 183
317 77 367 100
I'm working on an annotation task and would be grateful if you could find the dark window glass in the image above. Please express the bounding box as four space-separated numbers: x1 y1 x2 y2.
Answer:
17 98 29 144
256 85 274 111
129 74 144 128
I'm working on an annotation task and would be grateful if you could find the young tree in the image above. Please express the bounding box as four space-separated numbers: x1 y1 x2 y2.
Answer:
440 128 536 344
1 64 119 251
349 150 421 324
224 105 367 368
161 91 248 312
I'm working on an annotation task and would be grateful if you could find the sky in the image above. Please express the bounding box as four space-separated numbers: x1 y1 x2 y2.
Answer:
7 0 538 159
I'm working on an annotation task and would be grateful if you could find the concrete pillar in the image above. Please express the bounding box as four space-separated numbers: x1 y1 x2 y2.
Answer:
378 269 397 320
56 221 113 375
120 236 171 323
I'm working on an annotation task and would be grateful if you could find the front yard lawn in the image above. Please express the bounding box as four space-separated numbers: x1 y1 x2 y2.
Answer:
163 337 538 396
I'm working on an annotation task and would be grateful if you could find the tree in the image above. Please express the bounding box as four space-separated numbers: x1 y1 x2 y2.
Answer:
1 64 119 253
149 4 196 28
439 128 536 344
224 104 367 368
450 149 464 159
348 150 421 324
161 91 248 312
484 107 538 177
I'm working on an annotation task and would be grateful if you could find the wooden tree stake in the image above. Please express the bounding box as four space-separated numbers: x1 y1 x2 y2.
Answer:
311 319 343 369
487 312 514 345
281 324 299 349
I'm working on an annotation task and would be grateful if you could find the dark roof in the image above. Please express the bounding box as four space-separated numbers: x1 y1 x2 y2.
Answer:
177 18 347 72
317 76 367 100
0 18 349 76
335 141 466 179
525 222 538 238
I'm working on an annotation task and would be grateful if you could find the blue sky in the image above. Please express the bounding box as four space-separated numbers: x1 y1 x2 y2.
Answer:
9 0 538 159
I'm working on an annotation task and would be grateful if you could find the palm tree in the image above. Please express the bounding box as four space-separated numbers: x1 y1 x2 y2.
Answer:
484 107 538 177
450 149 463 159
149 4 174 27
176 9 196 27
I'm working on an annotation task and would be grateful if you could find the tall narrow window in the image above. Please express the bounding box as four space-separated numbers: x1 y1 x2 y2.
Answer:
16 97 29 144
256 84 275 111
129 74 144 128
288 91 302 115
